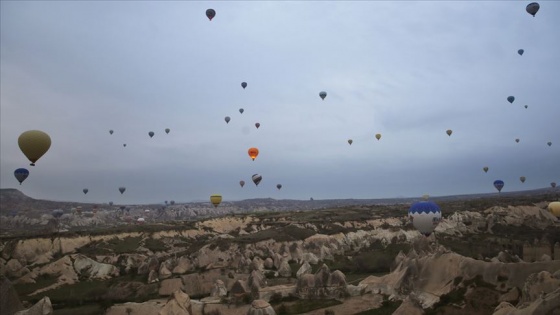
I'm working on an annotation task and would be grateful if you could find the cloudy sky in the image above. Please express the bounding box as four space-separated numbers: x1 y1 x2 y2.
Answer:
1 1 559 204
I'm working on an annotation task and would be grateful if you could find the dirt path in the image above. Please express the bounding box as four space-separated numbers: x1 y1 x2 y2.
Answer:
305 294 384 315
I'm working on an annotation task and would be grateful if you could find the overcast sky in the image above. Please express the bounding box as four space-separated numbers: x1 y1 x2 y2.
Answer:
1 1 559 205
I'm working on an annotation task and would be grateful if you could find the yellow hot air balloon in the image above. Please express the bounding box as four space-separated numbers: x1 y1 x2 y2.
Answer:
548 202 560 218
375 133 381 141
248 147 259 161
210 194 222 208
18 130 52 166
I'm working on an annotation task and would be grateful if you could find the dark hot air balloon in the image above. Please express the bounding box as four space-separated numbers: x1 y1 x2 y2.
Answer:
206 9 216 21
277 184 282 190
83 188 89 194
493 180 504 192
518 49 524 56
526 2 540 17
14 168 29 185
241 82 247 89
225 116 231 124
507 96 515 104
319 91 327 100
119 187 126 194
252 174 262 186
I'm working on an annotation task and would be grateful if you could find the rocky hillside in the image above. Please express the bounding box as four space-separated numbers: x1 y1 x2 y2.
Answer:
1 195 559 315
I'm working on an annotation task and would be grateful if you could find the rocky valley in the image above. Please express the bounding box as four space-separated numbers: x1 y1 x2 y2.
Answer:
1 189 559 315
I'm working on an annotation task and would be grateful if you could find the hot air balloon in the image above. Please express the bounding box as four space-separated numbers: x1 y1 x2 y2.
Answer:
240 180 245 188
109 201 113 206
252 174 262 186
165 128 170 134
119 187 126 194
239 108 244 114
241 82 247 89
518 49 524 56
493 180 504 193
123 144 127 147
14 168 29 185
446 129 453 136
348 139 353 145
520 176 526 183
52 209 64 219
255 122 260 129
526 2 540 17
170 200 175 205
18 130 51 166
548 202 560 218
206 8 216 20
83 188 89 194
408 201 442 237
248 147 259 161
507 96 515 104
319 91 327 100
210 194 222 207
149 131 154 138
483 166 489 173
515 139 520 143
277 184 282 190
551 182 557 188
109 130 114 135
225 116 231 124
421 194 430 201
547 142 552 147
525 105 528 109
375 133 382 141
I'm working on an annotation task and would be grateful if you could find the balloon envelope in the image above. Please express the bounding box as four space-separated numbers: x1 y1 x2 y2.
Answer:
526 2 540 16
240 180 245 187
493 180 504 192
165 128 170 134
520 176 526 183
18 130 52 166
109 130 114 135
119 187 126 194
518 49 524 56
52 209 64 219
252 174 262 186
348 139 353 145
551 182 557 188
547 142 552 146
483 166 489 173
319 91 327 100
408 201 442 236
239 108 244 114
548 202 560 218
225 116 230 124
14 168 29 185
83 188 88 194
149 131 154 138
206 8 216 20
248 147 259 160
241 82 247 89
507 96 515 103
515 139 520 143
375 133 382 140
277 184 282 190
446 130 452 136
210 194 222 207
255 122 260 129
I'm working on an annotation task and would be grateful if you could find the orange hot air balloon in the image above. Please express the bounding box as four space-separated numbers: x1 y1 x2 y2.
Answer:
248 147 259 161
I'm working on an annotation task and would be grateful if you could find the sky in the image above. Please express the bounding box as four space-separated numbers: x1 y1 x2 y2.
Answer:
1 1 559 205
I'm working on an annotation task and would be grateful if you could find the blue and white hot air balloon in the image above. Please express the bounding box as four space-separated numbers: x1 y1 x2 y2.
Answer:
408 201 442 236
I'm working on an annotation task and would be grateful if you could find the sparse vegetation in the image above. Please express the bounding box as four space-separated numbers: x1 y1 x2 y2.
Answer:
353 300 402 314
